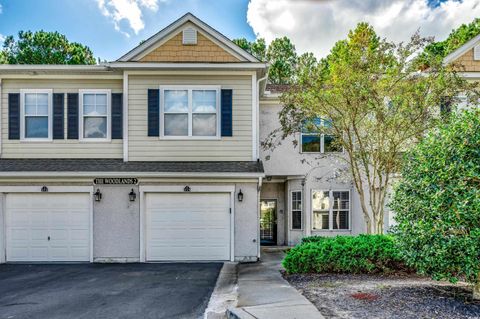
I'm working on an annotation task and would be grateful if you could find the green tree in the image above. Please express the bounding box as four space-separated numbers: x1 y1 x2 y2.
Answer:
232 37 266 61
264 22 478 234
266 36 297 84
390 109 480 299
1 30 95 64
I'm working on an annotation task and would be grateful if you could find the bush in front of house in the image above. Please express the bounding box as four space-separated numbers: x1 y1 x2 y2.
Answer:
283 235 404 274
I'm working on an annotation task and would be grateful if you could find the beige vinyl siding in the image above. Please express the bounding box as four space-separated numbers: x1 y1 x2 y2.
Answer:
1 79 123 158
128 74 253 161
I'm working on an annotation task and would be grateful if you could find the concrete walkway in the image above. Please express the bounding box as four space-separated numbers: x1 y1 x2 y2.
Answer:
228 249 323 319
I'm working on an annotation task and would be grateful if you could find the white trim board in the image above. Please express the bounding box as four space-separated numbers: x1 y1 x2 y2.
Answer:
139 184 235 262
118 13 259 63
444 33 480 64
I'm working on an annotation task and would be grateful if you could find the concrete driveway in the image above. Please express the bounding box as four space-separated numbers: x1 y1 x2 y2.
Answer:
0 263 223 319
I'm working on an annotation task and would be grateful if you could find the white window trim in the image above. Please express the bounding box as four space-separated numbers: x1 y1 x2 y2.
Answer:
79 89 112 142
20 89 53 142
290 190 303 231
311 189 351 231
159 85 221 140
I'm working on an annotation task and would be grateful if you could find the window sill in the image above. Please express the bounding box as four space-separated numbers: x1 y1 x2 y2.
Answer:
312 229 352 232
20 138 53 143
159 136 221 141
79 138 112 143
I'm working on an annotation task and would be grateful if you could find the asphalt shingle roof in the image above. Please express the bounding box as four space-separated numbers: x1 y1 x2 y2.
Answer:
0 159 264 173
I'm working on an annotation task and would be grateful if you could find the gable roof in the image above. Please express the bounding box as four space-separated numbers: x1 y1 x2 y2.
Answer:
443 33 480 64
118 13 260 63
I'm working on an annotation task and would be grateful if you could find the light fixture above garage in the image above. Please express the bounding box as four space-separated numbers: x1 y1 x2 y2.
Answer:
237 189 244 202
129 189 136 202
94 189 102 201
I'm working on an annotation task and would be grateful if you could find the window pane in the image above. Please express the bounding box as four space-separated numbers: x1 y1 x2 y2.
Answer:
192 114 216 136
192 90 216 112
324 135 342 152
312 191 329 210
25 117 48 138
95 94 107 106
302 118 322 133
333 211 349 229
84 94 95 105
84 117 107 138
164 114 188 136
333 191 349 209
164 90 188 112
83 105 95 115
313 211 329 230
292 211 302 229
37 104 48 116
95 104 107 115
25 93 36 106
25 104 36 115
302 134 320 152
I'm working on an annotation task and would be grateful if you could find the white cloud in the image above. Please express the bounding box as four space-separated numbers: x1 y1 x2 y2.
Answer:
97 0 164 36
0 33 5 45
0 3 3 14
247 0 480 57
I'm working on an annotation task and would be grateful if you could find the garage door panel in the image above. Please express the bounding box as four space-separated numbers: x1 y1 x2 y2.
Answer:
6 193 91 262
146 193 231 261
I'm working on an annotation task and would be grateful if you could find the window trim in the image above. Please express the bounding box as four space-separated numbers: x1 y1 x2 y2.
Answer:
311 189 351 231
159 85 221 140
79 89 112 142
20 89 53 142
290 190 303 231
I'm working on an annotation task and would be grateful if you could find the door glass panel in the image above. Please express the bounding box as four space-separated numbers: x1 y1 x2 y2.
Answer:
260 200 277 245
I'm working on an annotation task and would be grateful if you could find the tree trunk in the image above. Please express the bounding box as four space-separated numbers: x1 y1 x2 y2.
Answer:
474 272 480 300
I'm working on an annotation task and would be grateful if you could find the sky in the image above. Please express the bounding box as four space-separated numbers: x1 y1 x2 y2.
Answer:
0 0 479 61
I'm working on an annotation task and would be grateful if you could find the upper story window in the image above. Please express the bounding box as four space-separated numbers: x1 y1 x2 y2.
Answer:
301 118 342 153
312 190 350 230
20 89 52 141
79 89 111 141
160 86 220 139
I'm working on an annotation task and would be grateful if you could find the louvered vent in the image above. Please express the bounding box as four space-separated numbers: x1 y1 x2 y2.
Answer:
474 44 480 61
182 27 197 45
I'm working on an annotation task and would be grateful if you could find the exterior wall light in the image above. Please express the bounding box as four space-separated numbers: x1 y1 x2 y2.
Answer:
129 189 137 202
237 189 244 202
94 189 102 202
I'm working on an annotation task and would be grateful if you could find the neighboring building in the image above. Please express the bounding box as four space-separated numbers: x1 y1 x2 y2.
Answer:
0 13 266 263
0 14 478 263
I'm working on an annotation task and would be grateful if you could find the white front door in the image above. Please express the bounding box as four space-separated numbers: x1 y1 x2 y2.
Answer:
6 193 91 262
146 193 231 261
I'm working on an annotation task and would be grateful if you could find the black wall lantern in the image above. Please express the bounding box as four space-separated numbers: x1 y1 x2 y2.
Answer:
237 189 244 202
94 189 102 202
129 189 137 202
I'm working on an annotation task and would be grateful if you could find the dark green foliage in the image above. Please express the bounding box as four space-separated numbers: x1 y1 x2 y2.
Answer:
283 235 404 274
391 109 480 284
1 30 96 65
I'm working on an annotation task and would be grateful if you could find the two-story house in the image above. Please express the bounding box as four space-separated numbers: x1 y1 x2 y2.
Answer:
0 13 266 263
0 13 477 263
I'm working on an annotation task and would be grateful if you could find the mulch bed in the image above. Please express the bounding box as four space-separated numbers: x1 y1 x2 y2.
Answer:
283 272 480 319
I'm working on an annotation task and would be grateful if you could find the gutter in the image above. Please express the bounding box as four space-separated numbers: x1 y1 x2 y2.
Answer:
0 171 265 178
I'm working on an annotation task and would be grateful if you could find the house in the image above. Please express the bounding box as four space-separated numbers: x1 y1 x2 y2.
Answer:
0 13 266 263
0 13 477 263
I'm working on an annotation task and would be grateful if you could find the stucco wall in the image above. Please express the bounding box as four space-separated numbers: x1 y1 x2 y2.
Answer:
233 182 259 261
93 185 140 262
0 194 4 263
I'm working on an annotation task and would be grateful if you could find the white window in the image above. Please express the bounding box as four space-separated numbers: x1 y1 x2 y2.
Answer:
291 191 302 230
160 86 220 139
20 89 53 141
312 190 350 230
474 44 480 61
301 118 342 153
79 89 111 141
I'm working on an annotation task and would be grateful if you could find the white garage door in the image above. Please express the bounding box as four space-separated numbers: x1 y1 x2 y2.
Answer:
146 193 231 261
6 193 91 262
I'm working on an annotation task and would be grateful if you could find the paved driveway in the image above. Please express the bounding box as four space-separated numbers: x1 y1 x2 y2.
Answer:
0 263 223 319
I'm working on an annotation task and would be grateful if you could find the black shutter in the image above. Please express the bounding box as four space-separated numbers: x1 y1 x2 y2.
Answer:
67 93 79 139
111 93 123 139
221 89 233 137
148 89 160 137
8 93 20 140
53 93 64 139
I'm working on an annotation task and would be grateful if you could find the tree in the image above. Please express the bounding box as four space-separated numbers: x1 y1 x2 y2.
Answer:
1 30 96 64
390 109 480 299
264 22 478 234
232 37 266 61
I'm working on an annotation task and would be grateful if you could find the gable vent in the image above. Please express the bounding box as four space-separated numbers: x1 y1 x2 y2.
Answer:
182 27 197 45
474 44 480 61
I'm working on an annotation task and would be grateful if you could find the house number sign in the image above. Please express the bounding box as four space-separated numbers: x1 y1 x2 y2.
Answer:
94 178 138 185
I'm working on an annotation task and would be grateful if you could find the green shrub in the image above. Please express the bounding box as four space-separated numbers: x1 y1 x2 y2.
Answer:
283 235 404 274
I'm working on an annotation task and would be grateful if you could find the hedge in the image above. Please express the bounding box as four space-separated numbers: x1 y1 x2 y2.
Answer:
283 235 404 274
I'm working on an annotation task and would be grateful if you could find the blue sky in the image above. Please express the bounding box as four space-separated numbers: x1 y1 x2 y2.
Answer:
0 0 478 60
0 0 256 61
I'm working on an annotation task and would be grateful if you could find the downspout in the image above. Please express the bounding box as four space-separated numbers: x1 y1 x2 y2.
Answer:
257 176 263 259
0 78 2 158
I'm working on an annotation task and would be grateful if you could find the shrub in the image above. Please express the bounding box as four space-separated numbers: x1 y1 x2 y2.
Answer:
390 109 480 294
283 235 404 274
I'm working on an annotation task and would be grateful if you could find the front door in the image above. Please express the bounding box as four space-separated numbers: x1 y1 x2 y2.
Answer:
260 199 277 245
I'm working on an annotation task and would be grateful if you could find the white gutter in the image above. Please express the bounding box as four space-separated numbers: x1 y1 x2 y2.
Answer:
107 62 267 70
0 65 111 71
0 171 265 178
0 78 2 158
